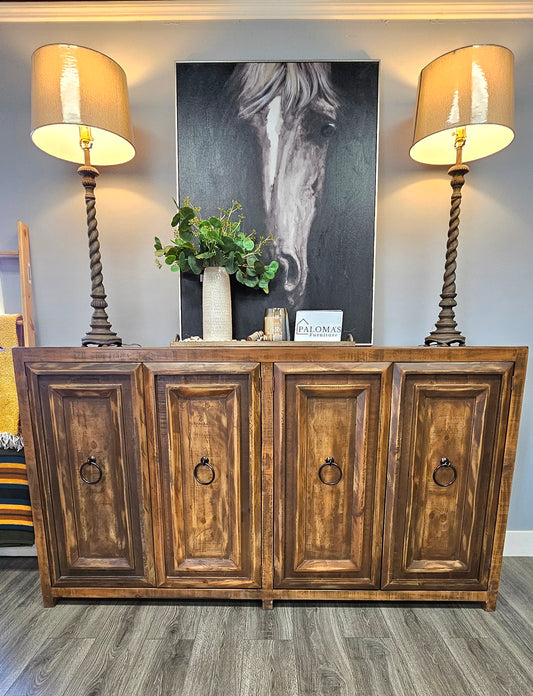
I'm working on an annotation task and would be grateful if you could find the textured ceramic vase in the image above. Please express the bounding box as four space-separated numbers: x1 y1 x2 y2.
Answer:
202 266 232 341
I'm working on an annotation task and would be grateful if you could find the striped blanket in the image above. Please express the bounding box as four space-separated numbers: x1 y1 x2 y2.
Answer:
0 447 34 546
0 312 33 546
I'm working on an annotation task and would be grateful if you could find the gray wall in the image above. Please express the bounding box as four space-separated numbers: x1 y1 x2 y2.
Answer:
0 18 532 530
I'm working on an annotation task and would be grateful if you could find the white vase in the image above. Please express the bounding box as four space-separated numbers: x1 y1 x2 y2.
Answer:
202 266 232 341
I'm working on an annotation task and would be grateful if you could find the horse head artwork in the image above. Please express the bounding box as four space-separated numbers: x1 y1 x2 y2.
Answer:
229 63 341 308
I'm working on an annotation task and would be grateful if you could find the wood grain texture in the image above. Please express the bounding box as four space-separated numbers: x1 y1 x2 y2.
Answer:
12 344 529 364
292 604 359 694
245 601 293 639
58 603 152 695
0 557 532 696
335 602 392 638
3 635 94 696
382 361 514 591
13 346 527 608
145 362 261 587
498 556 533 624
485 348 529 609
443 635 533 695
274 363 392 589
240 640 299 696
0 566 95 693
260 362 275 601
180 604 247 695
22 362 154 587
12 357 56 606
342 637 416 695
16 221 35 347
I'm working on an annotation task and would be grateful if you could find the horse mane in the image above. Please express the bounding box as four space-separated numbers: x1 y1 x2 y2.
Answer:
229 62 340 119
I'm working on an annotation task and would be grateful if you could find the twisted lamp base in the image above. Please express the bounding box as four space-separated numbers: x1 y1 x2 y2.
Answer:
424 159 469 346
78 164 122 347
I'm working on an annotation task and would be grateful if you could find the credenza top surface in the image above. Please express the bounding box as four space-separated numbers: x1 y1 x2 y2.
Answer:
12 343 529 366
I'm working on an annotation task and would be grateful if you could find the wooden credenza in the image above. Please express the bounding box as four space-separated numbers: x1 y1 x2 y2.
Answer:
13 345 527 610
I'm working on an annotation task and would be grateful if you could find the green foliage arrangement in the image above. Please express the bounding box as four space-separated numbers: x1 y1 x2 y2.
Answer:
154 198 279 294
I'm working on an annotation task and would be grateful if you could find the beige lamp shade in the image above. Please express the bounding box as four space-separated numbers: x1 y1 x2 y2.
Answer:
31 44 135 166
410 44 514 165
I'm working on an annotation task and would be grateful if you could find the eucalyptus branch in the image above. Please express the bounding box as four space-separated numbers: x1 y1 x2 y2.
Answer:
154 198 279 293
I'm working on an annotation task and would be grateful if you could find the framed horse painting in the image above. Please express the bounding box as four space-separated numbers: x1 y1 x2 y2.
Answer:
175 60 379 343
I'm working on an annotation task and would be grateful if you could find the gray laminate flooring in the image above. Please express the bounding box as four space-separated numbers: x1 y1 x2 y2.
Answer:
0 557 531 695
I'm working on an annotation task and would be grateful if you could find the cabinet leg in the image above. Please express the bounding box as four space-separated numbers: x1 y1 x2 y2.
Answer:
482 593 498 612
42 592 57 608
262 599 274 610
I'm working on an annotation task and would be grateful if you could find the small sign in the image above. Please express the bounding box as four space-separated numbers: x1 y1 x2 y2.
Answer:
294 310 343 341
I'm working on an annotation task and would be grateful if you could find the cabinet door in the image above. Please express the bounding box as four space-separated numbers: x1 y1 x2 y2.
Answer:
25 362 154 586
274 363 391 589
146 362 261 588
382 362 513 590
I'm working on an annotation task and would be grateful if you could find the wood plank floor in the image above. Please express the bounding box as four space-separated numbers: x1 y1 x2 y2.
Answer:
0 557 531 695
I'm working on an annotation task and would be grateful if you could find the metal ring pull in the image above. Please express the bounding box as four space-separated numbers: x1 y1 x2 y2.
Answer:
193 456 215 486
79 456 103 485
318 456 342 486
433 457 457 487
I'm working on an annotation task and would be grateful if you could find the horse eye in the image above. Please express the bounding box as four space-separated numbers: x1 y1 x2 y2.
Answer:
321 122 337 137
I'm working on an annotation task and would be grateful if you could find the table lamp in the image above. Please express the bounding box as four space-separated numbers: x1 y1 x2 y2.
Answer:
410 44 514 346
31 44 135 346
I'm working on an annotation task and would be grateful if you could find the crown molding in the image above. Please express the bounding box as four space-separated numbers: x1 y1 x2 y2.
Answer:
1 1 533 23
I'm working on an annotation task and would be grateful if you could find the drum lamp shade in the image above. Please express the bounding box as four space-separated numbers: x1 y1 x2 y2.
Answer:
410 44 514 165
31 43 135 166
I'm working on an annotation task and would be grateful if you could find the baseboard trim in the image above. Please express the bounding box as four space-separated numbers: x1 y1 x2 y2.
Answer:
0 545 37 557
1 532 531 559
503 531 533 556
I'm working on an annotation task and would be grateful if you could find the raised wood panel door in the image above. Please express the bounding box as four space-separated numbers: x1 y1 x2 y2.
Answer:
25 362 154 586
382 362 514 590
145 362 261 588
274 363 391 589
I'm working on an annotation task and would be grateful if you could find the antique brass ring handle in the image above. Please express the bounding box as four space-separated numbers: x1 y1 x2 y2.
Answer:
433 457 457 487
194 456 215 486
318 456 342 486
79 456 103 485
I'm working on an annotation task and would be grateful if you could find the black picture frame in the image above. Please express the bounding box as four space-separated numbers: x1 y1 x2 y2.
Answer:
176 60 379 342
